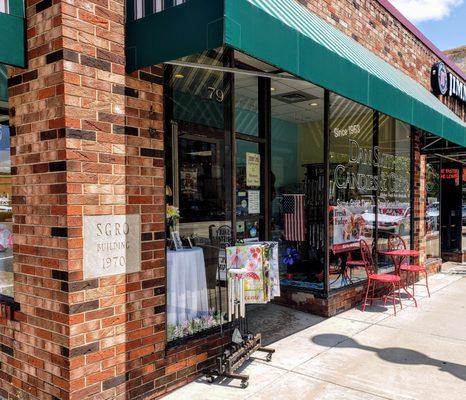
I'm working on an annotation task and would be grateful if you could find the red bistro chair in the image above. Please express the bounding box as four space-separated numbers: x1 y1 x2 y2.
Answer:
388 234 430 298
360 240 402 315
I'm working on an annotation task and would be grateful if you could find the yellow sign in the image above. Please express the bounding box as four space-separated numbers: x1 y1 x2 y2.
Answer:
246 152 261 187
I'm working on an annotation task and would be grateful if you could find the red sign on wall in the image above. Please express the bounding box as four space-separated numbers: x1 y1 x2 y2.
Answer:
441 168 460 185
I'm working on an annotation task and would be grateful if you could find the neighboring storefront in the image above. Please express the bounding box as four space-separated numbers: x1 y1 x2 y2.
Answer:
0 0 466 399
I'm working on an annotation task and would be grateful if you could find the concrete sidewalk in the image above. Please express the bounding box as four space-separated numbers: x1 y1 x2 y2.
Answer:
164 268 466 400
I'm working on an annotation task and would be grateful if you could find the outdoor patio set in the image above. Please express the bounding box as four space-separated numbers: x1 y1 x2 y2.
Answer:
354 235 430 315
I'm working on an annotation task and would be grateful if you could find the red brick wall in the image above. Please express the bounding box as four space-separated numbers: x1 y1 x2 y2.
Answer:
3 1 70 398
412 129 424 255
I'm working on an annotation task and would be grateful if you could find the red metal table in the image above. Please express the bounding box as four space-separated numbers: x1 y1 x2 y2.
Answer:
380 249 420 306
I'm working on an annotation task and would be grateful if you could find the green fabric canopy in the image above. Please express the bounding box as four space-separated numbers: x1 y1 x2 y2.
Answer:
0 0 26 68
126 0 466 146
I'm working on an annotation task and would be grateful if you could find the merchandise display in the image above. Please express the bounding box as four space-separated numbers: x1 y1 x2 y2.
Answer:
205 241 278 388
227 268 247 321
166 247 212 339
226 242 280 313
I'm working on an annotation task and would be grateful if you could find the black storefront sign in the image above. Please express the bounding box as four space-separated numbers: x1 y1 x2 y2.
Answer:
431 62 466 105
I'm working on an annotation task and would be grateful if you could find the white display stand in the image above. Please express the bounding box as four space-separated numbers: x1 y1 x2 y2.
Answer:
167 247 209 326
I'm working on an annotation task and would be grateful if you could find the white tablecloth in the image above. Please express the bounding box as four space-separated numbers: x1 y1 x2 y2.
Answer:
167 247 209 326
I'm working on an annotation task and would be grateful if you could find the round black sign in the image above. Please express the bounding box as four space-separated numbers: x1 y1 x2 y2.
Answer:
431 62 449 96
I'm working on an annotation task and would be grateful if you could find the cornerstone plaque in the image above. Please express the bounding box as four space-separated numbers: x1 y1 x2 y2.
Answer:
83 214 141 279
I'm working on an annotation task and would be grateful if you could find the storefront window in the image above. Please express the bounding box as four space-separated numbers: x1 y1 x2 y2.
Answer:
236 140 263 241
328 96 412 289
171 51 226 130
329 93 375 289
165 50 420 326
165 51 230 342
440 161 462 253
377 115 411 271
0 123 12 298
270 78 325 291
235 75 259 136
426 158 441 259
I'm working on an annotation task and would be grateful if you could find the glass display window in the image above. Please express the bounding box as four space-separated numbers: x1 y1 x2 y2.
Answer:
328 95 412 289
328 93 375 289
165 50 232 342
270 78 325 291
426 158 441 259
377 114 412 272
164 49 417 336
0 123 13 298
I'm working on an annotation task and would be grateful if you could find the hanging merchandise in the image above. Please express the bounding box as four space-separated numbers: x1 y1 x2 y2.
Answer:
206 241 277 388
227 268 247 322
226 242 280 310
226 244 266 304
262 242 280 299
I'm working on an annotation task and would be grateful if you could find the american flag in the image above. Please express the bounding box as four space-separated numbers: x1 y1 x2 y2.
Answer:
283 194 305 241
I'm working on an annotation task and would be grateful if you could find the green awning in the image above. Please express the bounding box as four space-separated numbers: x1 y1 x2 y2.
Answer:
126 0 466 147
0 0 26 68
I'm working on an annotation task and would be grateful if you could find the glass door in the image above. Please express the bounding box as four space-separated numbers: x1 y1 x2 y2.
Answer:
235 139 265 242
233 71 268 243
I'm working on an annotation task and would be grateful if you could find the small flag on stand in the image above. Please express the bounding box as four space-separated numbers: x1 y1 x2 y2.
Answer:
282 194 305 241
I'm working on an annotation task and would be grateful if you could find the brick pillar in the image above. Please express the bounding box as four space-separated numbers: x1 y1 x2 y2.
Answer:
3 0 71 398
412 129 425 262
418 154 427 264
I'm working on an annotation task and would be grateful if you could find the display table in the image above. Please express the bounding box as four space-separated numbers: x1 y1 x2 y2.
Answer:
167 247 209 326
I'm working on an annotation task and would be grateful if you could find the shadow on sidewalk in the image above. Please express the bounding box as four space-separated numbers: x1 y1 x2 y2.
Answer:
311 334 466 382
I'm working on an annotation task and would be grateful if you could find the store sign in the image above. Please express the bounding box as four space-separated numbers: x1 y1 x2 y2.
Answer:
440 168 460 185
431 62 466 105
333 201 369 249
83 214 141 279
333 139 409 196
248 190 260 214
246 152 261 186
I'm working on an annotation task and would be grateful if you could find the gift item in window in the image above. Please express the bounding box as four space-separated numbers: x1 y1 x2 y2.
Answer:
0 224 12 252
171 231 183 251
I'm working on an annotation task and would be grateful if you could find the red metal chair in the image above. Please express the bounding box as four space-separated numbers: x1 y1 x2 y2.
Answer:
360 240 402 315
388 234 430 298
